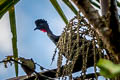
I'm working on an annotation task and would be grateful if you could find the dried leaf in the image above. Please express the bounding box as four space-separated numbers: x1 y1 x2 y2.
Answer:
4 61 8 68
19 57 36 76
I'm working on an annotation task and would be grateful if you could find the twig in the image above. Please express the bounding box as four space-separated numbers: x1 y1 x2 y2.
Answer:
0 58 54 80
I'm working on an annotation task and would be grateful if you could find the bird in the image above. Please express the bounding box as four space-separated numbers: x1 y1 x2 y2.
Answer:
34 19 102 76
34 19 96 60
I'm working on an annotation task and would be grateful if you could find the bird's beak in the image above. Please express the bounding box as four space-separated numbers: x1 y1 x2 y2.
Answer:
34 27 38 31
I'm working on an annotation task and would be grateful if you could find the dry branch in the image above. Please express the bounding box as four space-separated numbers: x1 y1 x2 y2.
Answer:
7 53 101 80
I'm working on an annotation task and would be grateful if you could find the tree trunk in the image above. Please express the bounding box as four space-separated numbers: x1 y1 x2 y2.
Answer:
72 0 120 61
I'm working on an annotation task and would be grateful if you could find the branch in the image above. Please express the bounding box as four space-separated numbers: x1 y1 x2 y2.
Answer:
7 53 101 80
72 0 120 60
100 0 109 15
108 0 120 58
1 58 54 80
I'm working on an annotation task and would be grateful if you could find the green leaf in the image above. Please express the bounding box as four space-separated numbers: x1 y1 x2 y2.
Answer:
89 0 100 9
97 59 120 78
117 1 120 7
62 0 78 15
0 0 19 19
50 0 68 24
95 0 99 3
9 6 18 77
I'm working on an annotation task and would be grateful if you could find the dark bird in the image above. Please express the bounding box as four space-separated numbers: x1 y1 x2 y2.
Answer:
34 19 101 76
34 19 97 59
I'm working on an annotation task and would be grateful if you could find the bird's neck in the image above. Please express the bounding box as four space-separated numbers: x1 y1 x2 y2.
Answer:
47 29 59 45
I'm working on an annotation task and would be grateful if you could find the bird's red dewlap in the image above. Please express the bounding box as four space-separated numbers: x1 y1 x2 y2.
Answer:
40 29 47 32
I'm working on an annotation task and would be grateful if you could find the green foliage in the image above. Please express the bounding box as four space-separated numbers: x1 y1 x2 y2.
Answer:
117 1 120 7
0 0 19 19
89 0 100 9
49 0 101 25
0 0 19 77
9 6 19 76
97 59 120 78
62 0 78 15
50 0 120 24
50 0 68 24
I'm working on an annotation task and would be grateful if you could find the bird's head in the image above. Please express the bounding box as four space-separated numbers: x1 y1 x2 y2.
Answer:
34 19 49 32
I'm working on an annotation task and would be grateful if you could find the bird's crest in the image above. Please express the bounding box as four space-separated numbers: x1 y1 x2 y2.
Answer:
35 19 47 25
34 19 48 32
